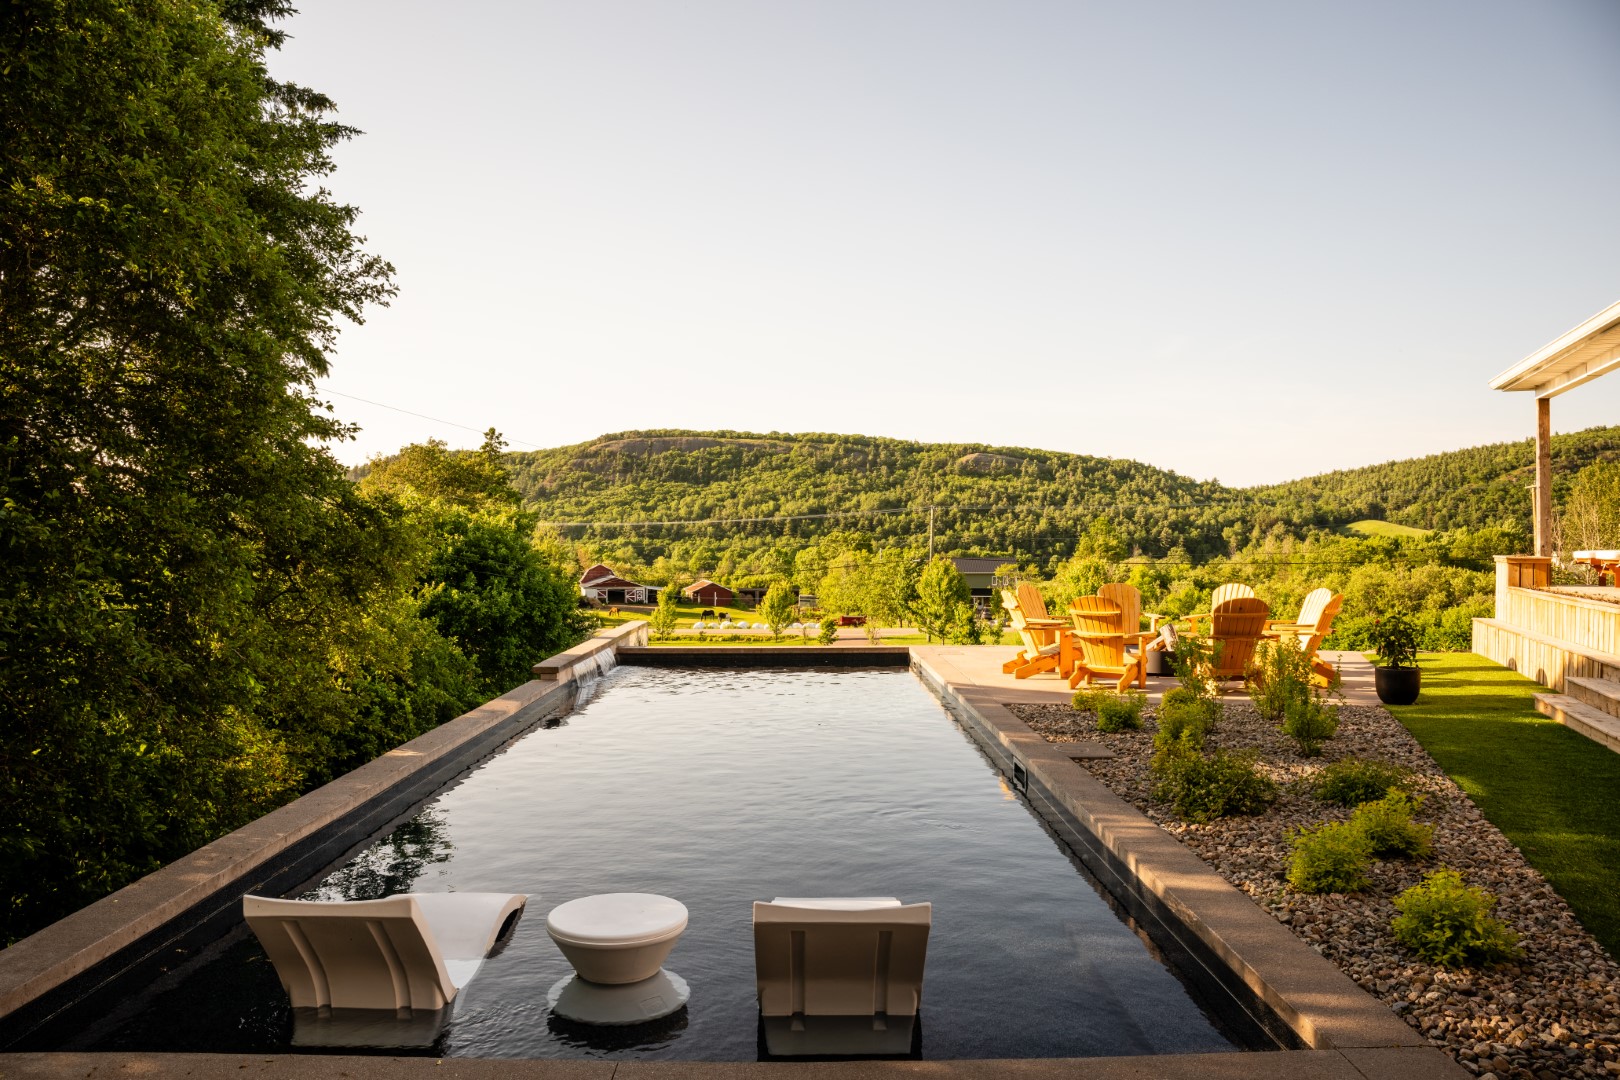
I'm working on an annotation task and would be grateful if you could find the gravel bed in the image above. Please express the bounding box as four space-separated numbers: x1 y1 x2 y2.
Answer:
1010 697 1620 1079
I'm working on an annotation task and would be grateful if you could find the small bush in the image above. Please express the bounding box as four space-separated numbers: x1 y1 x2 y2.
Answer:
1074 689 1146 732
1391 870 1521 967
1349 791 1433 859
1287 821 1374 893
1367 610 1421 669
1248 639 1316 723
1281 694 1340 757
817 616 839 645
1153 694 1222 751
1169 634 1221 697
1315 757 1413 806
1151 744 1276 823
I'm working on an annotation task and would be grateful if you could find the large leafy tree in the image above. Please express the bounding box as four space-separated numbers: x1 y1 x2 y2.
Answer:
360 434 591 695
0 0 406 941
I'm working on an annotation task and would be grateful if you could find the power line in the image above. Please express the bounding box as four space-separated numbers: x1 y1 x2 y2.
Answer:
316 387 549 449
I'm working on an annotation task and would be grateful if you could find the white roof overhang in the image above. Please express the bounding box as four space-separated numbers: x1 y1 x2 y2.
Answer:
1490 299 1620 399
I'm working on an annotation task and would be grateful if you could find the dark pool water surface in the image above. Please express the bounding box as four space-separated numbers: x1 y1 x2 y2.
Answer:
88 667 1236 1060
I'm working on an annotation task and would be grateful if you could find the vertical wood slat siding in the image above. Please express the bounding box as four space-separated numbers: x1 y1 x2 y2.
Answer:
1472 617 1620 693
1502 588 1620 657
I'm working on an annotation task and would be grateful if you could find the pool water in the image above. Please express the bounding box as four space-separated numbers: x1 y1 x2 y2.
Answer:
80 667 1237 1060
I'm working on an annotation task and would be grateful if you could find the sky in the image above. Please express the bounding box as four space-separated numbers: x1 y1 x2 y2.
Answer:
267 0 1620 487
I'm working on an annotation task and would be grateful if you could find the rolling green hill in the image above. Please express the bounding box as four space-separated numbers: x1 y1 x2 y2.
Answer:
500 425 1620 575
1250 427 1620 532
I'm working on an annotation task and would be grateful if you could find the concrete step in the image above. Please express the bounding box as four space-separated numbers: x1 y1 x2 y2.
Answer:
1565 676 1620 719
1533 693 1620 755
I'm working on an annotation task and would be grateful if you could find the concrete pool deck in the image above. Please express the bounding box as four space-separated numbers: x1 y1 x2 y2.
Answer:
0 635 1465 1080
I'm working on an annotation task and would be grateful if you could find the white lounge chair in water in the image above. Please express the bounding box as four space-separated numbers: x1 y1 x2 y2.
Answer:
753 897 931 1057
244 892 527 1015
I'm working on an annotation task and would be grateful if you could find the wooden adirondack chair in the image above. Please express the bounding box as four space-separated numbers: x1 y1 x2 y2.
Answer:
1001 590 1069 679
1096 581 1165 669
1265 588 1344 685
1207 596 1271 680
1180 583 1256 630
1014 581 1052 621
1065 595 1147 691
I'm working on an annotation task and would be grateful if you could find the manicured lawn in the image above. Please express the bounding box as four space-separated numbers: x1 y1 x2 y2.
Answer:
1343 518 1432 538
1385 651 1620 956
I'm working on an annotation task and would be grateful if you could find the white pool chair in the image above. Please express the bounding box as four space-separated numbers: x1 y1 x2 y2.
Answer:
752 897 931 1056
244 892 527 1014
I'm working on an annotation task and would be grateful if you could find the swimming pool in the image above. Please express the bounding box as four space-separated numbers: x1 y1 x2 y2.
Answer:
73 667 1239 1060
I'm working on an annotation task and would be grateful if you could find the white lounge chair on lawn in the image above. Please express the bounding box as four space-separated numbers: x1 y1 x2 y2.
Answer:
752 897 931 1057
244 892 527 1014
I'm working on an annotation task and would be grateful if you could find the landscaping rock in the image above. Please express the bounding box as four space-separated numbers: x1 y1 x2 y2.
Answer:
1013 697 1620 1079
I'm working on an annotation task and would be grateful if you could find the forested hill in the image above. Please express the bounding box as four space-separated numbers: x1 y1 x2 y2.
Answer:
505 431 1241 568
1250 426 1620 532
504 426 1620 572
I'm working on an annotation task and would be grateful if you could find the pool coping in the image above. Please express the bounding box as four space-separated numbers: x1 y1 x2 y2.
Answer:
0 638 1466 1080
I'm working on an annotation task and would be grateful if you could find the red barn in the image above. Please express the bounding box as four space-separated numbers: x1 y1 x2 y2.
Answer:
682 579 734 607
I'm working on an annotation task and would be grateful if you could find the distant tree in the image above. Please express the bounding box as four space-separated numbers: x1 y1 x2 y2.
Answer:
359 431 519 509
416 502 590 695
760 581 797 639
912 558 984 644
649 585 682 640
1560 461 1620 556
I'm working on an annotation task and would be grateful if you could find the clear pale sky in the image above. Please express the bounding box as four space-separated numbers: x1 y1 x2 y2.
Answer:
268 0 1620 487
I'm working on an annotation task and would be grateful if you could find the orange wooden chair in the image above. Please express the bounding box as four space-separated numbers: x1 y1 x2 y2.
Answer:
1065 595 1148 691
1179 583 1256 632
1001 590 1069 679
1207 596 1271 681
1264 589 1344 685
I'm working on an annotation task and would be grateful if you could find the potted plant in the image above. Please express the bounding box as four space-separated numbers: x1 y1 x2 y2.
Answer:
1367 611 1421 705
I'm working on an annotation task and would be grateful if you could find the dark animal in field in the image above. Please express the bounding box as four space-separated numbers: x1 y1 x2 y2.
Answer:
700 609 715 618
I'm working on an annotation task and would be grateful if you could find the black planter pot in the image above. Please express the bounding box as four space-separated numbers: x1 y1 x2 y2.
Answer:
1375 666 1421 706
1144 649 1173 677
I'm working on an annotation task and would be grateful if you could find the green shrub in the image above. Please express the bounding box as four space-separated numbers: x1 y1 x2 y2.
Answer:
1349 791 1433 858
1169 634 1221 697
1151 744 1276 823
1287 821 1374 893
1315 757 1413 806
1153 693 1222 751
1391 870 1521 967
1367 610 1421 669
1074 689 1146 732
1281 694 1340 757
1248 639 1316 723
817 615 839 645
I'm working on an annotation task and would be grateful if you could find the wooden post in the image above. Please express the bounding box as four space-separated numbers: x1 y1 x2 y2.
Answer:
1535 397 1552 557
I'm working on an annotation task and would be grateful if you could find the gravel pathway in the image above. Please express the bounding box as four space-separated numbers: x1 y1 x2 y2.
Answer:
1010 697 1620 1079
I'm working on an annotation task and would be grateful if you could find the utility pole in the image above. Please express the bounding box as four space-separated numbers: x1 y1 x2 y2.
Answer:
927 505 935 561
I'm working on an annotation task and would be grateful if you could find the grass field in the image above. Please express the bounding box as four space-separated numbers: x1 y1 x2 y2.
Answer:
1384 652 1620 956
1343 519 1432 538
